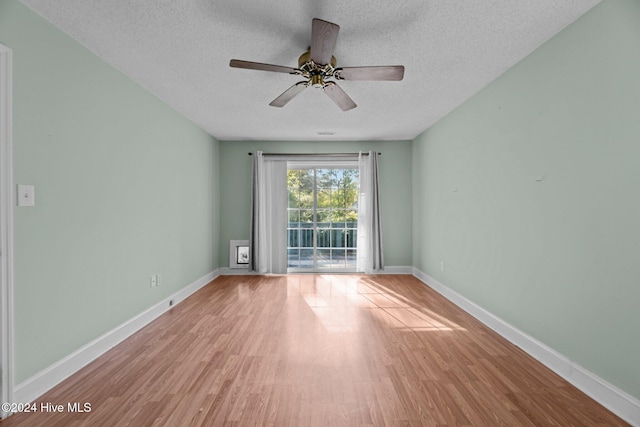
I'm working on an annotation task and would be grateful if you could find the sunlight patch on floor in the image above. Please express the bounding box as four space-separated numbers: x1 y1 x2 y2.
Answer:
287 274 466 333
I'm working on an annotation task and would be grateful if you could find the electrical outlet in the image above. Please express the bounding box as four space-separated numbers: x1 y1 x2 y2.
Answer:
440 261 445 272
156 274 161 286
150 275 157 287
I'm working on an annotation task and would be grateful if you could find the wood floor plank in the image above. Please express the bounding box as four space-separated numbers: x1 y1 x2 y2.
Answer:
0 274 630 426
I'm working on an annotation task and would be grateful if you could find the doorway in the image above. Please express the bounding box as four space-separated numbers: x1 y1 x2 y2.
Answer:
0 43 14 416
287 166 359 272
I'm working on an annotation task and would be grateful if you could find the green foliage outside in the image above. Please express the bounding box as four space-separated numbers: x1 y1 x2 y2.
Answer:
288 168 359 224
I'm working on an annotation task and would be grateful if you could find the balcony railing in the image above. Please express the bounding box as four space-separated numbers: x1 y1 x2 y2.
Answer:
287 222 357 269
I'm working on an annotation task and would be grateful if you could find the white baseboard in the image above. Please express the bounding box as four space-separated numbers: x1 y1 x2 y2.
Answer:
13 269 220 405
379 265 413 274
218 267 256 275
412 268 640 426
218 266 413 275
218 266 412 275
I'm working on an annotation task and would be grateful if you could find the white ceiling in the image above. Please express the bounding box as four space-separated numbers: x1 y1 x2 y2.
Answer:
22 0 600 141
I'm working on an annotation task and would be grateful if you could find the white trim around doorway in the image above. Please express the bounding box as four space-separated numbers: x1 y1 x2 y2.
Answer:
0 43 15 418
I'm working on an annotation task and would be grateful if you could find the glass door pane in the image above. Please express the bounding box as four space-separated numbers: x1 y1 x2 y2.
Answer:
287 167 358 272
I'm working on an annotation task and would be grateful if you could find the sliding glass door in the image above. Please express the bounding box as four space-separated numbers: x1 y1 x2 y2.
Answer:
287 167 359 272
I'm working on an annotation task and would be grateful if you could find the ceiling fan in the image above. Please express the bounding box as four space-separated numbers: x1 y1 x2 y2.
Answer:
229 18 405 111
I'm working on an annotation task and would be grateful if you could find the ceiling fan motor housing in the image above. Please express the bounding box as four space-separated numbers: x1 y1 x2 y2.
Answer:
298 49 337 88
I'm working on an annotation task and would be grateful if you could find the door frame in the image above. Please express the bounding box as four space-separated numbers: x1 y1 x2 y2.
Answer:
287 163 359 273
0 43 15 417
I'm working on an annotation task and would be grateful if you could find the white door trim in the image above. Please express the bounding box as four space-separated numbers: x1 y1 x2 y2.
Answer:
0 43 15 417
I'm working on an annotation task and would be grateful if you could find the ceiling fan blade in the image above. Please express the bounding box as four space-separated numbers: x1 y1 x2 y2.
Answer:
323 83 357 111
230 59 299 74
335 66 405 81
310 18 340 65
269 82 308 107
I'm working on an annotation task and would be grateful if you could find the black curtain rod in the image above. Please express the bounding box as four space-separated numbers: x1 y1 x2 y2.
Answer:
248 152 381 156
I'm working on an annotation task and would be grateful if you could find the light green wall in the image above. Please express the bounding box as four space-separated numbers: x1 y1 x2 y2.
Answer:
412 0 640 399
219 140 412 268
1 0 220 383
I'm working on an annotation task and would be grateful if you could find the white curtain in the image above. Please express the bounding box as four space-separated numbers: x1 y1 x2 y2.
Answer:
249 151 288 273
357 151 384 273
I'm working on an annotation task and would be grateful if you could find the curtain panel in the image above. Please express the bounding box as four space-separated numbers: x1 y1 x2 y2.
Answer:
357 151 384 273
249 151 288 273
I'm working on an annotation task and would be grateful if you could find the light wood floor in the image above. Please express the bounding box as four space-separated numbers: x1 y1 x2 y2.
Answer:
1 274 628 426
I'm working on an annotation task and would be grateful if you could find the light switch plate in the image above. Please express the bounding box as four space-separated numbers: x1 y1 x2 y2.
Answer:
17 185 35 207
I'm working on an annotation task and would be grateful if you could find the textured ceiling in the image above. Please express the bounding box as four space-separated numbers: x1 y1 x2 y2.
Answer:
22 0 600 141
